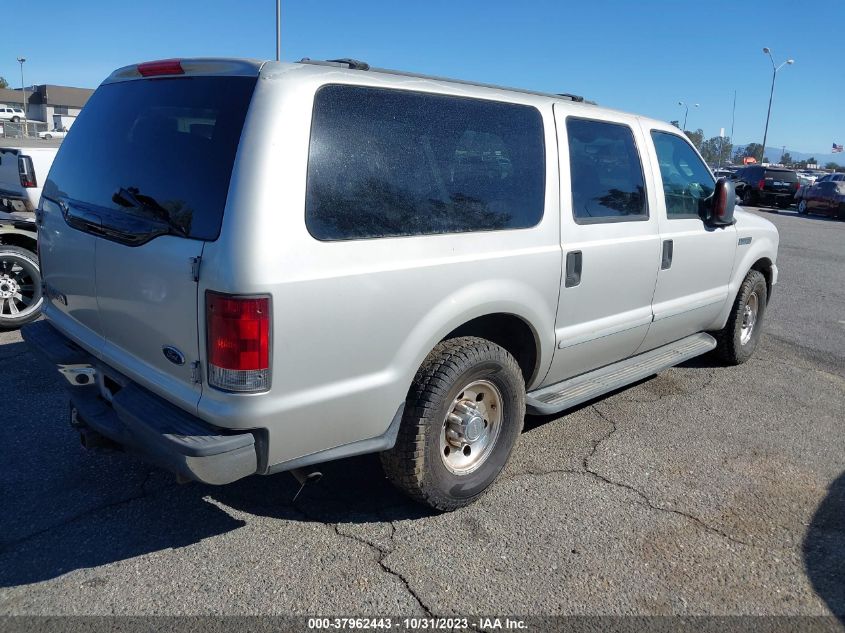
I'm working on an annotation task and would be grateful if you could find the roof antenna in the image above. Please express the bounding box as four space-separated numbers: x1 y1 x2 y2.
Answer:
275 0 281 61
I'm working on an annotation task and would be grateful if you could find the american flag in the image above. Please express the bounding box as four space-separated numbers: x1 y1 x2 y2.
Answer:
833 143 844 153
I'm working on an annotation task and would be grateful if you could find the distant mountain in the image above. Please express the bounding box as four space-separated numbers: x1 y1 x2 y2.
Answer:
735 144 844 166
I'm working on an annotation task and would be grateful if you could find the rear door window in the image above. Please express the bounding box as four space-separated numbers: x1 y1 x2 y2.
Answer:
43 76 256 241
566 118 647 223
305 84 545 241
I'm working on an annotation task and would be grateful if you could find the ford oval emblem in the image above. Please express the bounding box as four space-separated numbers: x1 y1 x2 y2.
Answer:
162 346 186 366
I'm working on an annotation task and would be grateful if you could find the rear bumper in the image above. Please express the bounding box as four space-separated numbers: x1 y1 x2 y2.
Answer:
21 320 258 485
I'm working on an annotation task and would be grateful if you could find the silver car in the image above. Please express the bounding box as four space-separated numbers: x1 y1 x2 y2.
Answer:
23 58 779 511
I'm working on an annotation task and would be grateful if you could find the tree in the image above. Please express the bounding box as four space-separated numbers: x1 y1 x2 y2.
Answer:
734 143 763 164
780 152 792 166
0 76 8 89
669 120 680 129
684 128 704 150
700 136 733 166
825 162 844 172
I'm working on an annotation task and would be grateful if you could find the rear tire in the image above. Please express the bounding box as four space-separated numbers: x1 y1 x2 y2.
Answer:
0 245 43 329
381 337 525 512
741 189 756 207
798 199 808 215
714 270 767 365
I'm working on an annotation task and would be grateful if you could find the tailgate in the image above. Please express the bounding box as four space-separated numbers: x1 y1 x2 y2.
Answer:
39 66 257 405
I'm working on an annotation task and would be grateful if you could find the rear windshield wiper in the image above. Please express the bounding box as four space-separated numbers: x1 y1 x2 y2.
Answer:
112 187 189 237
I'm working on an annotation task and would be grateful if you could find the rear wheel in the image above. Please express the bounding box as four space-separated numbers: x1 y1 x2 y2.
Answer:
10 116 20 123
797 199 808 215
0 245 42 329
714 269 767 365
381 337 525 511
741 188 756 207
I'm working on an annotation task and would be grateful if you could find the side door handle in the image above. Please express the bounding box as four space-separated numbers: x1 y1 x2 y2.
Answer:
661 239 673 270
565 250 582 287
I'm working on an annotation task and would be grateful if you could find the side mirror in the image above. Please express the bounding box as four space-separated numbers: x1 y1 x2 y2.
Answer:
707 178 736 226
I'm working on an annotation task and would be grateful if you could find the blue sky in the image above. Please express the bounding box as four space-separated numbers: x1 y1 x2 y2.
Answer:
1 0 841 154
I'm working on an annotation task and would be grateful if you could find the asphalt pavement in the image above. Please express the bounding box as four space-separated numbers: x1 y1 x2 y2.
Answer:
0 207 843 619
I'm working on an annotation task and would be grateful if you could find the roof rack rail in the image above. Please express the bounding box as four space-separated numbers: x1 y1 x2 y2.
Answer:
299 58 370 71
295 58 595 105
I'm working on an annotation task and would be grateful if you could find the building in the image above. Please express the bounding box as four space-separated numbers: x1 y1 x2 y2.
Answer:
0 84 93 130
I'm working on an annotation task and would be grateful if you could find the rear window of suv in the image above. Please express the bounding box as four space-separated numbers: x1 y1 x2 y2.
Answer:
765 170 798 182
305 85 546 241
43 76 256 241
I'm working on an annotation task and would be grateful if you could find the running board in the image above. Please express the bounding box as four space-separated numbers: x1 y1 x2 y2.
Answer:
526 333 717 415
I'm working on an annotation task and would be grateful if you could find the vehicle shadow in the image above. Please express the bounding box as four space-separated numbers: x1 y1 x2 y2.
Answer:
803 470 845 621
0 339 714 589
0 335 432 587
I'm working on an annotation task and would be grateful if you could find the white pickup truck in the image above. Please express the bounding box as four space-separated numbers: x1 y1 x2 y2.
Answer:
0 145 53 328
0 145 58 213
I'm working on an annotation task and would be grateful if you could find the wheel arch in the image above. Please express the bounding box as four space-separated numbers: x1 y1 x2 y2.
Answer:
0 229 38 255
750 256 774 299
444 313 540 386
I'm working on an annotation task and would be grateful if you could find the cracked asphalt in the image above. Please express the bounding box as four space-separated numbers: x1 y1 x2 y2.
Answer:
0 208 843 618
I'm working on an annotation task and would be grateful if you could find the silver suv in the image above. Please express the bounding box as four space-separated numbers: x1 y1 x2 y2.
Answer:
23 58 779 511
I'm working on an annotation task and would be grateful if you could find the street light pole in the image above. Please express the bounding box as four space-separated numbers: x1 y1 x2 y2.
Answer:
677 100 699 131
760 47 794 164
16 57 27 135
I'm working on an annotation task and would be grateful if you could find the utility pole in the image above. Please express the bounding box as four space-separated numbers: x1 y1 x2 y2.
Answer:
16 57 27 136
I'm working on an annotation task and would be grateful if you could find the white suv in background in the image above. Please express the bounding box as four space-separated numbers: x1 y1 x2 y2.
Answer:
0 105 26 122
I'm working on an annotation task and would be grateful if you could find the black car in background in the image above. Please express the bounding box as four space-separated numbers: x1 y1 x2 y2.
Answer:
732 165 800 209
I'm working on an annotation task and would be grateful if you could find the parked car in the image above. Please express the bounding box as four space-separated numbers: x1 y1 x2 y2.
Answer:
712 168 734 179
796 173 845 203
797 180 845 219
38 128 68 140
0 105 26 122
22 58 779 511
733 165 799 209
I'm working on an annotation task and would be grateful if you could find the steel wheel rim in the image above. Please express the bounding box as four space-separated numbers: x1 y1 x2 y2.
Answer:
439 379 503 475
0 255 41 321
740 291 758 346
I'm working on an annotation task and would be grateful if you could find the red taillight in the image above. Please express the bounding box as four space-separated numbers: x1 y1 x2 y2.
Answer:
757 179 765 190
206 292 271 392
793 181 800 190
18 156 36 188
137 59 184 77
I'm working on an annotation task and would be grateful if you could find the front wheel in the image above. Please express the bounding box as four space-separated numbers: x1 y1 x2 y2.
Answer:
381 337 525 511
0 245 43 329
10 116 20 123
714 269 767 365
43 134 52 139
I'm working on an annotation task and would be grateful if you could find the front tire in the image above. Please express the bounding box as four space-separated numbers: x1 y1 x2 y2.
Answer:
715 270 767 365
0 245 43 329
381 337 525 511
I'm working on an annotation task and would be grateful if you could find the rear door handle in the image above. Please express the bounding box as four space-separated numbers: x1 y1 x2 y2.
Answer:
661 239 673 270
565 250 582 287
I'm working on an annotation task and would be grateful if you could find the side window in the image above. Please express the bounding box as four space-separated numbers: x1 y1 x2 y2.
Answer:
566 118 647 223
305 85 546 241
651 131 715 218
